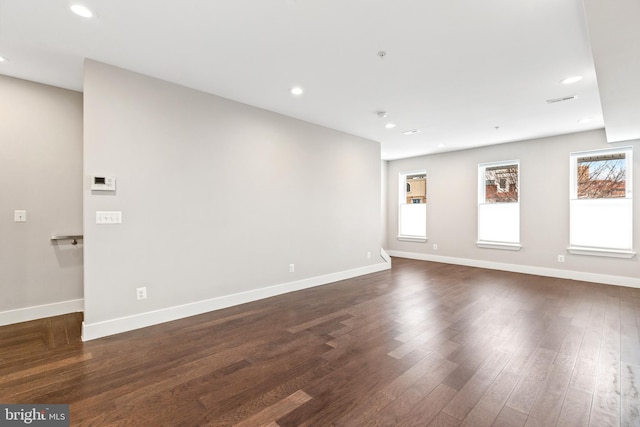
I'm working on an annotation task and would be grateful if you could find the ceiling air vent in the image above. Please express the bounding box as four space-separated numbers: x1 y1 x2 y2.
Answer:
546 95 578 104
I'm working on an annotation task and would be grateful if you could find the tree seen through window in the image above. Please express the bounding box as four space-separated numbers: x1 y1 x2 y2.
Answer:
577 154 626 199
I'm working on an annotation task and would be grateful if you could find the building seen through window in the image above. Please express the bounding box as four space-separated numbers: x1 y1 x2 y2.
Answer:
484 164 518 203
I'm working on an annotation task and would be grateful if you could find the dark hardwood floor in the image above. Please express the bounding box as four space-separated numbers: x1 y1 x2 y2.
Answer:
1 258 639 426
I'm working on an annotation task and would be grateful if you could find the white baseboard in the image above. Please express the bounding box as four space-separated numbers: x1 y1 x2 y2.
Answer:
386 250 640 289
82 259 391 341
0 299 84 327
380 247 392 264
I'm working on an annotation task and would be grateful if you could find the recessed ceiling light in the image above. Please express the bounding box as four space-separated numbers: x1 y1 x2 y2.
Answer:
290 87 303 96
437 143 445 148
70 4 95 18
577 117 592 124
561 76 583 85
402 129 420 135
385 123 396 129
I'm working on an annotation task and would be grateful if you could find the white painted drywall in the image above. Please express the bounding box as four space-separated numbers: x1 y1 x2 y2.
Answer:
83 61 382 333
381 160 388 248
0 75 83 322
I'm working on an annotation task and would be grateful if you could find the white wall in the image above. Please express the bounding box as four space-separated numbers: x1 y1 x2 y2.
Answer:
381 160 388 247
83 61 385 339
386 129 640 287
0 75 84 324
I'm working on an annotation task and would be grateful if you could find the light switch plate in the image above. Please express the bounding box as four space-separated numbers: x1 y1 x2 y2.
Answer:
14 210 27 222
96 211 122 224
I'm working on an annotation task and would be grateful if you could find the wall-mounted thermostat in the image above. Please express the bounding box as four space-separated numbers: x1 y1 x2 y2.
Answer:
91 176 116 191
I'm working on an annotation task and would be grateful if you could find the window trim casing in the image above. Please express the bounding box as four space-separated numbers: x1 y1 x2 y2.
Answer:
568 146 635 258
475 159 522 251
569 146 632 199
397 170 428 243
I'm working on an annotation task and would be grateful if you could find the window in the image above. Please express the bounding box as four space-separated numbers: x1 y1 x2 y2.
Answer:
569 147 634 258
477 160 521 250
398 171 427 241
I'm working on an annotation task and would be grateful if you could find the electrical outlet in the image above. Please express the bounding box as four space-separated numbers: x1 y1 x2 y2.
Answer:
433 243 438 250
557 255 565 263
136 287 147 300
289 264 295 273
14 210 27 223
367 251 371 259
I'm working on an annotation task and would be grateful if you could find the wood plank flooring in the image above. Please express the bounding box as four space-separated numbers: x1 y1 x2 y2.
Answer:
1 258 639 426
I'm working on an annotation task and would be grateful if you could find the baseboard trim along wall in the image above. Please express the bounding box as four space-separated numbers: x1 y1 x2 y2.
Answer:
82 259 392 341
387 250 640 289
380 247 392 264
0 299 84 327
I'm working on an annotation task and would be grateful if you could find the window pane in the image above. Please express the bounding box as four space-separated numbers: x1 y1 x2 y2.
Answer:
405 174 426 204
484 164 518 203
399 171 427 239
570 198 632 249
478 203 519 243
570 147 633 253
577 154 626 199
399 203 426 237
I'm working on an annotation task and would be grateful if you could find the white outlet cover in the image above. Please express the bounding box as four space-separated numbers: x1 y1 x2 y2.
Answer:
14 210 27 222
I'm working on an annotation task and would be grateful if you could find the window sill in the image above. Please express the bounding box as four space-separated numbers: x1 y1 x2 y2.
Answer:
397 236 428 243
567 246 636 259
475 241 522 251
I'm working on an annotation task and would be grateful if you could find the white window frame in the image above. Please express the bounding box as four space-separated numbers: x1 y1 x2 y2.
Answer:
397 170 427 242
476 160 521 251
568 147 634 258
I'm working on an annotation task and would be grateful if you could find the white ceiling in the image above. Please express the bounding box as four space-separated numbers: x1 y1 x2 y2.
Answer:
0 0 636 160
582 0 640 145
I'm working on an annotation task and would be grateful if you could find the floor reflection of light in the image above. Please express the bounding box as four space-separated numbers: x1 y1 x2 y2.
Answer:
393 287 444 331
